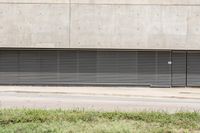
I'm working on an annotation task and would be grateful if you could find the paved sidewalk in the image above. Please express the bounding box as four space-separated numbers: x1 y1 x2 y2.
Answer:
0 86 200 100
0 86 200 112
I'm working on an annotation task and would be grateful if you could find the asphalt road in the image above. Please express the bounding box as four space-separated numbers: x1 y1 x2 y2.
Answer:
0 92 200 112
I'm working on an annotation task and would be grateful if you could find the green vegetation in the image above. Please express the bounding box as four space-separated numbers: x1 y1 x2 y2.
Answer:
0 109 200 133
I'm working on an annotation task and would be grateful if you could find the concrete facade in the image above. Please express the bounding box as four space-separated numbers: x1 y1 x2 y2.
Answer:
0 0 200 49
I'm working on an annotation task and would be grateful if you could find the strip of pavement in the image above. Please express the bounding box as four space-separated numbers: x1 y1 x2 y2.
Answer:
0 86 200 100
0 86 200 112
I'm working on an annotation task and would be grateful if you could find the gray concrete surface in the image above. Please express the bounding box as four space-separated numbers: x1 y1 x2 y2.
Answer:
0 0 200 49
1 0 200 5
0 86 200 112
0 3 70 48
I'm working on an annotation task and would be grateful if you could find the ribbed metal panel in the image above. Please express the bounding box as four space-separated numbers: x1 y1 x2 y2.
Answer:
187 52 200 87
0 50 174 87
0 51 19 84
58 51 78 84
138 51 156 86
39 51 58 85
117 51 137 84
97 51 118 83
18 51 40 84
172 51 186 87
97 51 138 85
155 51 171 87
78 51 97 83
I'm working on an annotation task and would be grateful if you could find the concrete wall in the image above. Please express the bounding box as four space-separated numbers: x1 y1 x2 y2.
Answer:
0 0 200 50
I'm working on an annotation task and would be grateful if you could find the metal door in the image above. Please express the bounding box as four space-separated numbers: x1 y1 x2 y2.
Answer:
155 51 171 87
172 51 187 87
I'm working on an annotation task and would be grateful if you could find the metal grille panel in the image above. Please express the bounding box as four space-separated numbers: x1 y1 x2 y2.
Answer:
172 51 186 87
155 51 171 87
97 51 118 83
19 51 40 84
78 51 97 83
138 51 156 86
0 50 172 87
0 51 19 84
39 51 58 84
187 52 200 87
59 51 78 84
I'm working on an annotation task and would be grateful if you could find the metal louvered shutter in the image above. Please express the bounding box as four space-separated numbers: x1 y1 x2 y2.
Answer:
137 51 156 86
172 51 186 87
155 51 171 87
97 51 118 84
58 51 77 84
97 51 138 85
187 51 200 87
0 51 19 84
39 51 58 85
0 50 180 87
78 51 97 84
19 51 40 85
117 51 137 85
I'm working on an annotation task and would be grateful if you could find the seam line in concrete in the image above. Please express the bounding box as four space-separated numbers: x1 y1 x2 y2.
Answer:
0 2 70 4
70 3 200 6
0 3 200 6
69 0 71 48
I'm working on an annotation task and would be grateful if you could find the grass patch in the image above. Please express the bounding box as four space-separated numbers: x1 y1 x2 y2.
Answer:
0 109 199 133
